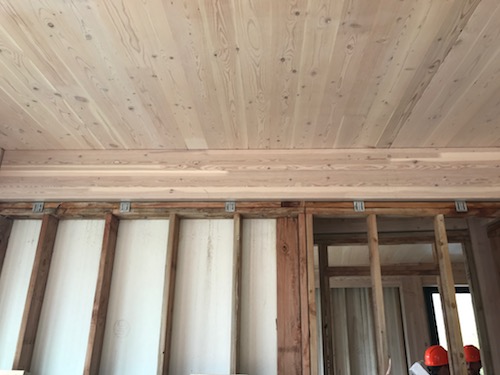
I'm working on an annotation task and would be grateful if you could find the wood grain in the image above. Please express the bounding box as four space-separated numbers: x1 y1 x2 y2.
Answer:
433 215 467 375
277 217 302 375
14 214 59 371
1 148 499 200
84 213 119 375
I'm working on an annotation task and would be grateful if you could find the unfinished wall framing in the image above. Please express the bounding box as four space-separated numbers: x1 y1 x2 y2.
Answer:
0 201 499 375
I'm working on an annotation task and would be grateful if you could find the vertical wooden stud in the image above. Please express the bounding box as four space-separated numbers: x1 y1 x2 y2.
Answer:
367 214 389 375
230 213 242 374
306 214 318 375
159 214 180 375
84 213 119 375
434 214 467 375
298 213 311 375
318 244 333 375
14 214 59 371
467 218 500 374
0 216 14 278
461 239 494 375
277 217 302 375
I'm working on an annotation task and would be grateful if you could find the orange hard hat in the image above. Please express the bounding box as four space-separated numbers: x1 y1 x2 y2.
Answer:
464 345 481 362
424 345 449 367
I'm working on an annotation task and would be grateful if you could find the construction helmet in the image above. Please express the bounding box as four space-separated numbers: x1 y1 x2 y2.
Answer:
464 345 481 362
424 345 449 367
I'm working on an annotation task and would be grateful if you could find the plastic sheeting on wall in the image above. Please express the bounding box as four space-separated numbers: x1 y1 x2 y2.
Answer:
99 220 169 375
31 220 105 375
0 220 41 370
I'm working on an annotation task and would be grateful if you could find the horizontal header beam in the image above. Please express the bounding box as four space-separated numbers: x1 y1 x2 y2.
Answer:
1 148 499 201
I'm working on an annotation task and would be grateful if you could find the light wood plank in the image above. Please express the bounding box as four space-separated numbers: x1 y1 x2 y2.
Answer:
84 213 119 375
1 148 500 200
159 214 180 375
318 244 334 375
14 214 59 371
306 214 318 375
229 213 242 374
367 214 389 375
467 218 500 374
277 217 302 375
298 213 310 375
434 214 467 375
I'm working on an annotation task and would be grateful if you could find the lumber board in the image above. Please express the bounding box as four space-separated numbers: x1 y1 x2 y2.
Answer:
318 244 334 375
434 215 467 375
13 214 59 371
367 214 389 375
159 214 179 375
229 214 242 374
1 149 500 200
306 214 318 375
298 214 310 375
84 214 119 375
276 217 302 375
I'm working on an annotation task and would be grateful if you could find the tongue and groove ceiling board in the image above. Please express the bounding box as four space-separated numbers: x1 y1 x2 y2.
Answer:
0 0 498 151
1 0 500 201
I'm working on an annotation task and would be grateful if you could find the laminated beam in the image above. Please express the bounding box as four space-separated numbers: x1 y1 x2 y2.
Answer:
1 148 500 200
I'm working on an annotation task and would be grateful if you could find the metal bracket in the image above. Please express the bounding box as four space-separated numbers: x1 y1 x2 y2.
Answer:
120 201 131 213
455 200 468 213
353 200 365 212
32 202 44 213
225 201 236 212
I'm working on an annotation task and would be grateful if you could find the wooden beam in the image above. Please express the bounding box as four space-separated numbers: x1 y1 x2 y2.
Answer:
14 214 59 371
84 213 119 375
298 213 311 375
467 218 500 374
0 217 13 278
229 213 242 374
367 214 389 375
326 264 440 277
461 239 494 375
318 244 334 375
434 214 467 375
159 214 180 375
277 217 302 375
306 214 318 375
1 148 500 200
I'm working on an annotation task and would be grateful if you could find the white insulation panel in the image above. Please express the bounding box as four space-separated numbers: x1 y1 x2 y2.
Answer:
31 220 105 375
169 219 234 375
240 219 277 375
0 220 41 370
99 220 169 375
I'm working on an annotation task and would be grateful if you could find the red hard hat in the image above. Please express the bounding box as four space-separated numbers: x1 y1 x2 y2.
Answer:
424 345 449 367
464 345 481 362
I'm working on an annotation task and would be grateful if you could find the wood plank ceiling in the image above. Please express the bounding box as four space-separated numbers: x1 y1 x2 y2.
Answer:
0 0 499 151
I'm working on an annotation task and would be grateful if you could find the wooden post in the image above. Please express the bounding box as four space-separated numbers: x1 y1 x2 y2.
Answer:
14 214 59 371
230 213 242 374
277 217 302 375
367 214 389 375
0 216 14 278
434 214 467 375
318 244 333 375
461 239 494 375
467 218 500 374
298 213 311 375
306 214 318 375
84 213 119 375
159 214 180 375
